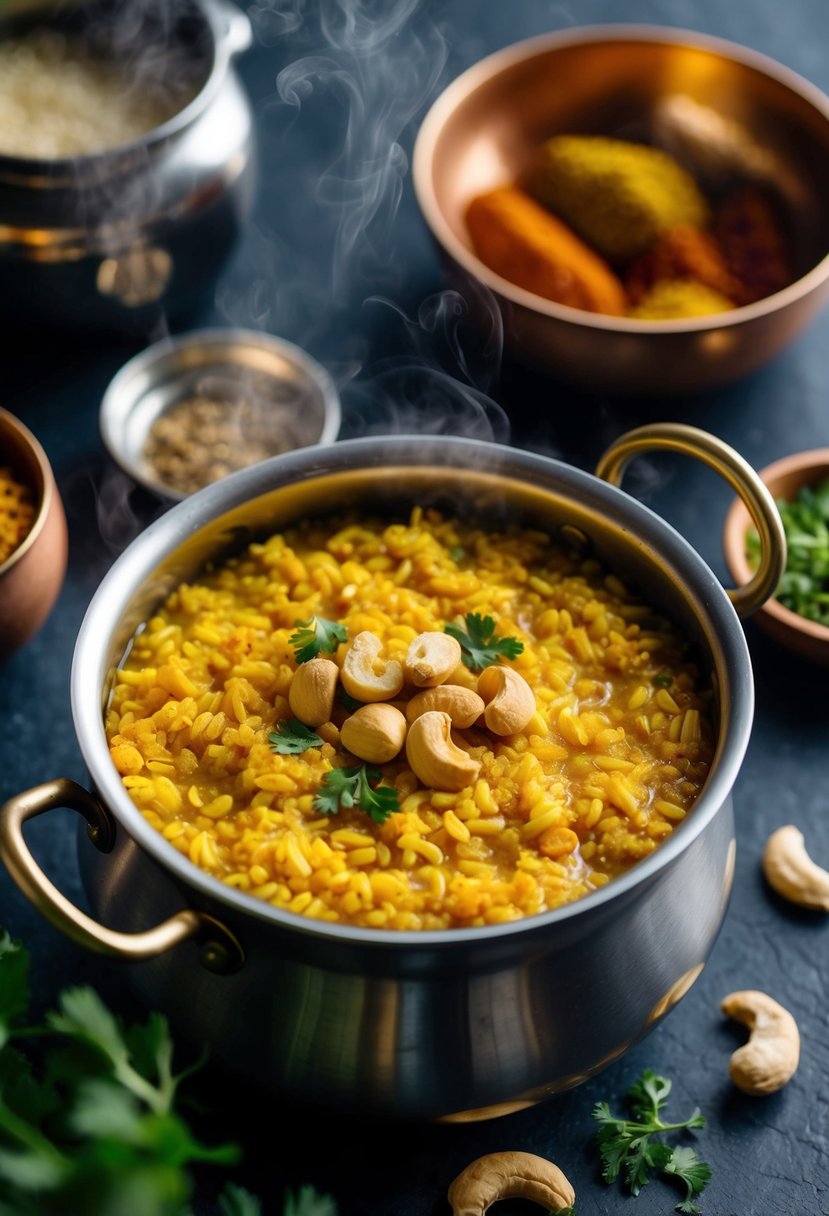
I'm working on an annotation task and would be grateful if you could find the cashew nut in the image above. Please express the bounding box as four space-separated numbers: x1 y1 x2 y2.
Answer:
341 703 407 764
448 1150 575 1215
477 665 536 735
763 825 829 911
405 684 485 729
405 710 481 792
404 630 462 687
721 989 800 1095
287 657 339 727
340 631 404 702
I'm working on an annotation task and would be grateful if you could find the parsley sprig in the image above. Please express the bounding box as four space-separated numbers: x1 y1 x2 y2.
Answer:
269 720 324 754
313 764 399 824
289 615 347 664
593 1070 710 1213
0 931 337 1216
444 612 524 672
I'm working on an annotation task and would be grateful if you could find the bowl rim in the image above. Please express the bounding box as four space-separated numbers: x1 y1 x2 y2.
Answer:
412 22 829 333
72 433 753 949
0 406 54 577
98 326 343 502
724 447 829 643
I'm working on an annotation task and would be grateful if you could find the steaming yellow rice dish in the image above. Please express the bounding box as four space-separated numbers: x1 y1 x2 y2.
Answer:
106 509 715 930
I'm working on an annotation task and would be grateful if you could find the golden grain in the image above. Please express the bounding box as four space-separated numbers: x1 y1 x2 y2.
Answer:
106 510 714 930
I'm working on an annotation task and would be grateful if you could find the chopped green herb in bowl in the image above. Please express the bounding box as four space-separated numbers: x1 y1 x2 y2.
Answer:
723 449 829 664
747 477 829 627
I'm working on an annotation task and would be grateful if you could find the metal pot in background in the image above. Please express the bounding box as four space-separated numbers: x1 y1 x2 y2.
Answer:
0 0 255 333
0 429 786 1120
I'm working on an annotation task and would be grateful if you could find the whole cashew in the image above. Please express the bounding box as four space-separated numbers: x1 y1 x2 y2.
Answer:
477 665 536 735
405 710 481 792
448 1150 575 1215
405 684 485 729
721 990 800 1095
762 825 829 911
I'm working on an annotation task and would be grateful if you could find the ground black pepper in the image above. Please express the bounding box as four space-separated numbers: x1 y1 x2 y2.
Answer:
142 379 311 495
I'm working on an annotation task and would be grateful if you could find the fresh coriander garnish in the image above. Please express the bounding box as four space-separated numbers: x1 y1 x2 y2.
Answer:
652 674 673 688
268 720 324 755
289 615 347 663
444 612 524 672
0 931 312 1216
313 764 400 824
593 1069 710 1213
748 478 829 627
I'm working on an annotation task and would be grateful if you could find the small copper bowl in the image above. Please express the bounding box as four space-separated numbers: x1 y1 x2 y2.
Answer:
412 25 829 394
0 408 68 661
724 449 829 664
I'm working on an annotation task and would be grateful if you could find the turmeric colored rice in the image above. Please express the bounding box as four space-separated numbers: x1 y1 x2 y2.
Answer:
106 509 715 930
0 465 35 565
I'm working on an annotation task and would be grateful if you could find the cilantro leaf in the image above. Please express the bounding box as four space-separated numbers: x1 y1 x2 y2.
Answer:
665 1144 712 1212
220 1183 263 1216
629 1069 672 1122
313 764 399 823
444 612 523 672
269 720 324 755
290 616 347 663
592 1070 711 1212
284 1185 339 1216
0 924 318 1216
0 934 30 1050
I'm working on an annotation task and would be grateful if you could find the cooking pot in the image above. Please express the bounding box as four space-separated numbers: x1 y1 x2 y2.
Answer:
0 0 254 332
0 426 785 1120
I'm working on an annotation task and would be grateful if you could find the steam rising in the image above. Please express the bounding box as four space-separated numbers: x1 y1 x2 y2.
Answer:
222 0 508 444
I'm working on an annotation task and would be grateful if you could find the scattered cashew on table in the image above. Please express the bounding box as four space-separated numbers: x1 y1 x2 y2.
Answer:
448 1151 575 1215
721 990 800 1095
762 824 829 910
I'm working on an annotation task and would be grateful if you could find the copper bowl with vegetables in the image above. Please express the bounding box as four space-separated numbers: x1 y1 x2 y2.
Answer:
724 448 829 664
412 26 829 393
0 427 785 1118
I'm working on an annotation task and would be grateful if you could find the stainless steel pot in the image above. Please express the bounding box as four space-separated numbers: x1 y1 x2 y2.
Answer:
0 427 786 1120
0 0 254 332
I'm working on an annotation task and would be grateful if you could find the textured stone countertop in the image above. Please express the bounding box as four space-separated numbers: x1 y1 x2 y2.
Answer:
1 1 827 1213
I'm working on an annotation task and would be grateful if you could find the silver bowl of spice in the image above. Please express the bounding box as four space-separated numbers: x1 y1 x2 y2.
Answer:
100 328 342 500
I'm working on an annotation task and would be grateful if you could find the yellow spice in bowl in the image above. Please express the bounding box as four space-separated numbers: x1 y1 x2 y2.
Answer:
106 509 715 930
0 466 35 565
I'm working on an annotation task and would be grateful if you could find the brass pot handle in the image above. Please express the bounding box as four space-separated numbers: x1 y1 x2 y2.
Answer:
595 423 786 618
0 779 244 975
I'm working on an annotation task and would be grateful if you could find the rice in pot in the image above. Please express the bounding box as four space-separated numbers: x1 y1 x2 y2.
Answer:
105 509 715 930
0 29 193 159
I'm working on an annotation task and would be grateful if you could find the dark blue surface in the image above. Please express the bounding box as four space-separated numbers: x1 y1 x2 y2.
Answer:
2 2 829 1213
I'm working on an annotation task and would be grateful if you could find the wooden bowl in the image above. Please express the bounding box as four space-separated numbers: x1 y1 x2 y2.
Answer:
0 408 68 661
413 25 829 394
723 448 829 663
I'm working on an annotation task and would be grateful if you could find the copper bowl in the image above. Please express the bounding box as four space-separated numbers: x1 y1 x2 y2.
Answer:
724 448 829 664
0 408 68 661
412 25 829 394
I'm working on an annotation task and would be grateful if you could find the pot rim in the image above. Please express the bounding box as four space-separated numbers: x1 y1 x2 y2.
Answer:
411 22 829 335
0 0 246 175
72 434 752 947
